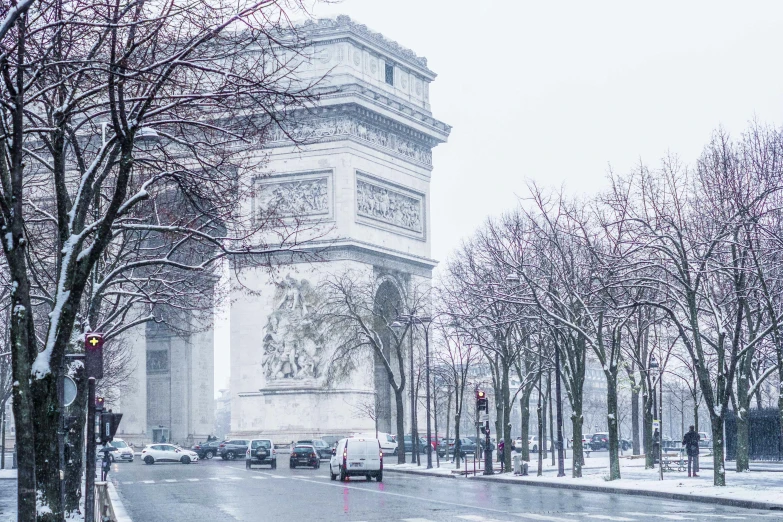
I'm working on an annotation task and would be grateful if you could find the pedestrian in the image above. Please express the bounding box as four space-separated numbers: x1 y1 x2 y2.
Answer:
101 451 111 481
682 425 700 477
652 428 660 465
498 439 505 471
160 435 166 443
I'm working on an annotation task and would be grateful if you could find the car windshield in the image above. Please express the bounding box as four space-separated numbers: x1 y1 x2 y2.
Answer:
251 440 271 449
111 441 128 449
294 447 313 454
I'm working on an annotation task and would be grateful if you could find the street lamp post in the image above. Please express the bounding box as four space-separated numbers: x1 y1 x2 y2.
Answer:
393 314 434 469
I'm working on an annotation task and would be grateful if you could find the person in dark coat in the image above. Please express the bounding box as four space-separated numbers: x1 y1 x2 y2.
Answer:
682 425 700 477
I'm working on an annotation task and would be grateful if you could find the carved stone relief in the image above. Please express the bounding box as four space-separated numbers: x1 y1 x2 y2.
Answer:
262 275 326 384
353 48 361 66
356 177 423 233
255 176 329 218
266 116 433 166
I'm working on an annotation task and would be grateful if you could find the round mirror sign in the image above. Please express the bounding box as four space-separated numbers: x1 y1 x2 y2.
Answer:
64 376 77 407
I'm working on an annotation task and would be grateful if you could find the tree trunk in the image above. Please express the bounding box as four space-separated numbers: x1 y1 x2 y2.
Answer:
735 377 750 472
548 373 555 466
711 416 726 486
502 364 512 473
65 364 87 513
519 396 530 462
395 389 406 464
571 413 584 477
454 413 461 469
32 374 60 521
606 372 621 480
542 375 548 460
632 385 640 455
537 385 543 476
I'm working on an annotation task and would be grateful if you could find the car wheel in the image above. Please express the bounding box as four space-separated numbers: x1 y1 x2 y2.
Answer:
330 465 337 481
290 462 296 469
393 448 398 456
144 456 154 465
205 451 214 460
246 460 251 469
226 451 235 460
339 466 346 482
376 471 383 482
271 461 277 470
366 474 372 481
181 456 191 464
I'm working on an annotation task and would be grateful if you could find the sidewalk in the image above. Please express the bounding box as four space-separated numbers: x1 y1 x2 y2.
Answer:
386 453 783 512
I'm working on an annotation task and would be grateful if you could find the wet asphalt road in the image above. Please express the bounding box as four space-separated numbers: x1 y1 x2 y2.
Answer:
108 456 781 522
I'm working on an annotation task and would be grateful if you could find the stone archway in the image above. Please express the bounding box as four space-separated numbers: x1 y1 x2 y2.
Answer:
373 279 403 434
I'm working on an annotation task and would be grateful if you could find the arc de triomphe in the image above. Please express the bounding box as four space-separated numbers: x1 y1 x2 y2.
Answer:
229 16 450 440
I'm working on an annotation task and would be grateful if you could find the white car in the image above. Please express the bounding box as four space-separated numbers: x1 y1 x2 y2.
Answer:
142 443 199 464
106 439 134 463
353 432 397 454
329 437 382 482
528 436 552 453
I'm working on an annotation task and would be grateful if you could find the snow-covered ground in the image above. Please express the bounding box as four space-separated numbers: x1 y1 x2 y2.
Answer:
390 453 783 508
0 469 16 480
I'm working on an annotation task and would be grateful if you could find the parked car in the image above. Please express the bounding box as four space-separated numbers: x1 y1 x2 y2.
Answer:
529 436 552 453
290 444 320 469
106 439 134 463
589 432 610 451
219 439 249 460
329 437 382 482
698 432 711 448
404 435 427 454
620 438 632 451
353 432 397 454
467 436 495 451
192 440 222 460
246 439 277 469
141 443 199 464
296 439 332 459
438 438 475 457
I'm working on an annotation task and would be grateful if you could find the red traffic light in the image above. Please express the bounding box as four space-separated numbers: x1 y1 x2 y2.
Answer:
95 397 105 412
476 390 485 399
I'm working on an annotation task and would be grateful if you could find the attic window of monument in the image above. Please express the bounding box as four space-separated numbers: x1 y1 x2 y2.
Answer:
385 63 394 85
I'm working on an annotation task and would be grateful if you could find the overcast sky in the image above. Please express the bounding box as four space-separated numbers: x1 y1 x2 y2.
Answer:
215 1 783 394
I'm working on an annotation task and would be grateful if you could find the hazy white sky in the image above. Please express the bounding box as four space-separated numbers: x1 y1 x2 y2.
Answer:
215 1 783 394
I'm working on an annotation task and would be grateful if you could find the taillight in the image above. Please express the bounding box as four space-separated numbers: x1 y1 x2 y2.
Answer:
219 443 225 448
311 453 317 458
246 450 250 456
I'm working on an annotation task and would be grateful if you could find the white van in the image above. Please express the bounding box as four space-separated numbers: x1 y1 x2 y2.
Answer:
353 431 397 454
329 437 383 482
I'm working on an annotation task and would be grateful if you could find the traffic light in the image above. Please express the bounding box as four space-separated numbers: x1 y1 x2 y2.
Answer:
85 333 104 379
476 390 488 413
99 411 123 445
95 397 105 412
480 425 490 436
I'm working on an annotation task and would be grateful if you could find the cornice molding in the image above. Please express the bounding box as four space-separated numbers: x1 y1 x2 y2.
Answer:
297 16 432 74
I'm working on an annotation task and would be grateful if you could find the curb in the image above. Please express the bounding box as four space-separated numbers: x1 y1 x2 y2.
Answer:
471 474 783 512
107 481 133 522
384 467 457 479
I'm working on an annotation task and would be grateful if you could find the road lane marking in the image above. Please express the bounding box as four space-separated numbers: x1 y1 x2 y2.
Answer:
251 476 267 480
623 514 694 521
402 518 438 522
512 514 579 522
186 479 200 482
209 477 221 481
141 480 154 484
457 515 516 522
163 479 177 483
121 482 134 485
584 516 635 521
225 477 242 480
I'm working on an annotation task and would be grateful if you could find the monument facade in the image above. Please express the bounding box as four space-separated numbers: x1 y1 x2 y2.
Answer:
229 16 450 440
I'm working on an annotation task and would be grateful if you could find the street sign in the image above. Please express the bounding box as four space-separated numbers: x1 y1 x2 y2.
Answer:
653 420 660 431
63 376 77 407
85 333 104 379
480 413 489 423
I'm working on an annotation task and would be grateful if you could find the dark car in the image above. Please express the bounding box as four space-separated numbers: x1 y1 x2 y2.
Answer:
192 440 222 460
438 438 475 457
219 439 249 460
296 439 332 459
589 432 609 451
404 435 427 454
290 445 320 469
468 436 495 452
246 439 276 469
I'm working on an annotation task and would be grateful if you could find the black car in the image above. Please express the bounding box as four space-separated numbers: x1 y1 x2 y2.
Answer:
404 435 427 454
468 436 495 452
192 440 222 460
438 438 475 457
296 439 332 459
589 433 609 451
290 445 320 469
219 439 249 460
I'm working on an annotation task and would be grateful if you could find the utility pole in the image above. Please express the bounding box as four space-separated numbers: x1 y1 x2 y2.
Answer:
425 323 432 469
85 378 97 522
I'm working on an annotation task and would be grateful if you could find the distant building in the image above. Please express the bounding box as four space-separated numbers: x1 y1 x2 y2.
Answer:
215 389 231 440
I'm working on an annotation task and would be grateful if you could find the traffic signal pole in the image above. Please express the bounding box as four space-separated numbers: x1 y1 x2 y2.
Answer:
85 377 96 522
